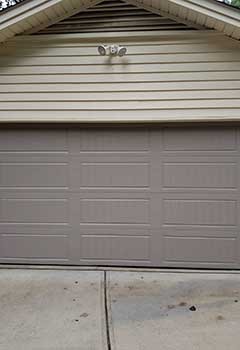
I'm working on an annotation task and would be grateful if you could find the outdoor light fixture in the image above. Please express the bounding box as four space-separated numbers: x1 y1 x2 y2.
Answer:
117 46 127 57
98 45 108 56
97 45 127 57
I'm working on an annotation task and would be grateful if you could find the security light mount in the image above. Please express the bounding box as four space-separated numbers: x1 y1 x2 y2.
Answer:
97 45 127 57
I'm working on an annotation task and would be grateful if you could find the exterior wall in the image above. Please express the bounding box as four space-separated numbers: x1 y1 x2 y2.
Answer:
0 31 239 122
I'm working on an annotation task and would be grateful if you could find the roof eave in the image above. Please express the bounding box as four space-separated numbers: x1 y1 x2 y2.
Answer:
0 0 239 42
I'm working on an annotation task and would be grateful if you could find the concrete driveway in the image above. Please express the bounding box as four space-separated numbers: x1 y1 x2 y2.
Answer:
0 269 240 350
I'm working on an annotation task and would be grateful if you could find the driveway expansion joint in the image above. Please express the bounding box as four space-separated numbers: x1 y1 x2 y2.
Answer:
104 271 112 350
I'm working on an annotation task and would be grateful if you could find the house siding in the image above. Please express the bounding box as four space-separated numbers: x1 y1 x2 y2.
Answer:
0 31 239 122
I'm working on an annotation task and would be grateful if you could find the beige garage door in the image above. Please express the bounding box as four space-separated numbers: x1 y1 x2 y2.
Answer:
0 125 239 268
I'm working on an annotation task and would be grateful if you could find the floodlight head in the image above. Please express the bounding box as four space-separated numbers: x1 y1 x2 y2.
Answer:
118 46 127 57
98 45 107 56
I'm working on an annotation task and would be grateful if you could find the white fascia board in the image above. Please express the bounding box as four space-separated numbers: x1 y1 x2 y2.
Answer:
168 0 240 27
0 0 64 29
1 115 240 123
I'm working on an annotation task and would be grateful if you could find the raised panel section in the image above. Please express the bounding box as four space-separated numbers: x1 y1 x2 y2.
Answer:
80 163 149 187
163 163 236 188
0 164 68 187
79 129 149 151
164 237 236 263
79 227 149 237
163 200 237 226
80 199 149 224
1 235 68 259
0 130 68 151
163 128 236 151
162 226 237 239
0 199 68 223
81 235 150 261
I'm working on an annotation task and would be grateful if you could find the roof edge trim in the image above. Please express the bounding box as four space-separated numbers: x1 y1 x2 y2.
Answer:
0 0 239 42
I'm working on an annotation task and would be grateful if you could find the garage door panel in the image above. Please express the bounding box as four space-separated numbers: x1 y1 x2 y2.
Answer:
80 191 150 199
78 227 150 236
1 234 68 259
79 129 150 151
163 163 237 188
80 188 150 196
162 227 237 238
162 156 238 162
163 127 237 151
80 235 150 261
79 154 150 162
163 237 237 263
80 163 149 187
80 199 149 224
0 199 68 223
0 130 68 152
0 191 70 199
161 191 238 200
163 200 237 226
162 150 239 158
0 225 69 235
0 154 69 163
0 163 69 188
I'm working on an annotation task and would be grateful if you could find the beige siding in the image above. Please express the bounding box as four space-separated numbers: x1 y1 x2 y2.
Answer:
0 31 239 122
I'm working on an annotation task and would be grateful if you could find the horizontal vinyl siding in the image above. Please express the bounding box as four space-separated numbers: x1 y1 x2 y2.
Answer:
0 32 239 122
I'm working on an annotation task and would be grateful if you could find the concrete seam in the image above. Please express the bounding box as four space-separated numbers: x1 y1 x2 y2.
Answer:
104 270 112 350
101 271 109 350
1 264 240 274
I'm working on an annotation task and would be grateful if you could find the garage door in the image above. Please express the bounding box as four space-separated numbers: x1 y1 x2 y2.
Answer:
0 125 239 268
